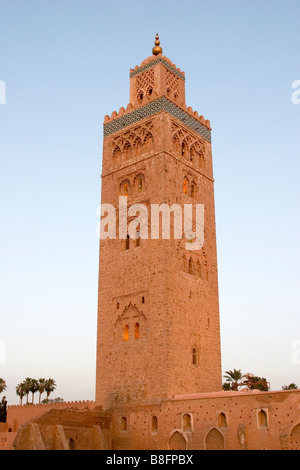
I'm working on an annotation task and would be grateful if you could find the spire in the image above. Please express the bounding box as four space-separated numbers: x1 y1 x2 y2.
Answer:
152 33 163 56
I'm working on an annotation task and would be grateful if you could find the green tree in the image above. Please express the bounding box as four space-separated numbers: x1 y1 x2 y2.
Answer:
222 381 233 391
23 377 32 404
282 383 298 390
29 378 39 404
44 379 57 401
16 383 26 406
0 378 7 395
38 378 47 404
223 369 245 391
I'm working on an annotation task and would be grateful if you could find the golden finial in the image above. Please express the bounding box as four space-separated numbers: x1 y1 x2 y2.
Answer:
152 33 163 56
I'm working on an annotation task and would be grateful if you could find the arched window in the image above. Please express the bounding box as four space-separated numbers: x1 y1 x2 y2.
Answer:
192 348 198 366
181 141 187 158
138 176 143 192
151 416 158 433
182 414 192 432
125 235 130 250
123 182 129 196
123 325 129 341
134 322 140 339
191 182 196 198
120 417 127 431
69 438 76 450
183 179 188 194
147 86 153 97
258 410 268 429
218 412 227 429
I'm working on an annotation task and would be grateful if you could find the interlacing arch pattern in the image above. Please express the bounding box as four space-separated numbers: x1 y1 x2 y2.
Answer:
112 122 154 166
172 122 206 170
166 69 180 99
136 69 155 102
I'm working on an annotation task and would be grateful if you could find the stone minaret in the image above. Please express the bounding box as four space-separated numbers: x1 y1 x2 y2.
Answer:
96 35 222 409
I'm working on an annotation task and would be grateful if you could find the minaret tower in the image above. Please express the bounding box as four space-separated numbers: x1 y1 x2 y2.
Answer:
96 36 222 409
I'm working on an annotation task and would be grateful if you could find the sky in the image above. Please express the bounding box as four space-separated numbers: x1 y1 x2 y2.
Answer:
0 0 299 405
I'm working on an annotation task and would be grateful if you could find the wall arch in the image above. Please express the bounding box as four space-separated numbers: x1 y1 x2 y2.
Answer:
205 428 224 450
168 430 187 450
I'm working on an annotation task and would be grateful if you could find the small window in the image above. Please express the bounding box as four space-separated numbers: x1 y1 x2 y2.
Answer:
192 348 198 366
134 323 140 339
123 182 129 196
125 235 130 250
117 302 120 309
69 438 76 450
182 414 192 432
120 417 127 431
142 296 145 304
218 412 227 429
123 325 129 341
138 177 143 192
183 179 187 194
151 416 158 433
258 410 268 429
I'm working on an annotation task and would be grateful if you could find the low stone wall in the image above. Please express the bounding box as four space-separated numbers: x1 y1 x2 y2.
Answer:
109 389 300 450
6 401 95 433
3 390 300 450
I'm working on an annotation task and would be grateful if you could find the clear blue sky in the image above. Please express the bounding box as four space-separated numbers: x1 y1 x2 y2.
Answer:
0 0 299 404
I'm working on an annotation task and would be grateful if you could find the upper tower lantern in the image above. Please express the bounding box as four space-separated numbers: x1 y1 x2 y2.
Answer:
129 34 186 109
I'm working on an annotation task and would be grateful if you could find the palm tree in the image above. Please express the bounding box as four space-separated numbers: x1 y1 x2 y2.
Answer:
29 378 39 404
38 378 47 404
44 379 57 401
223 369 245 391
16 383 26 406
0 378 7 395
23 377 32 404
